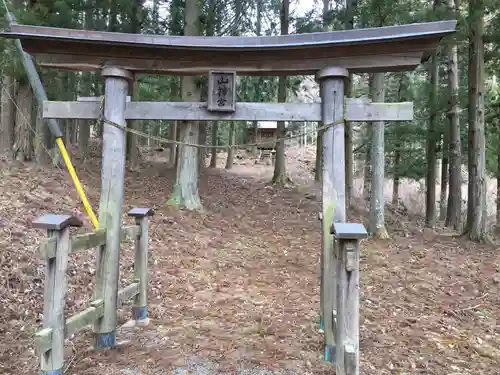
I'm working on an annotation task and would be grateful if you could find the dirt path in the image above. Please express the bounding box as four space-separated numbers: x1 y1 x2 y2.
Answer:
74 162 326 374
0 150 500 374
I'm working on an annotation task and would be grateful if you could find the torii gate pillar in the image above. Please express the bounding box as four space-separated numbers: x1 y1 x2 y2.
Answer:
316 67 349 363
93 66 132 348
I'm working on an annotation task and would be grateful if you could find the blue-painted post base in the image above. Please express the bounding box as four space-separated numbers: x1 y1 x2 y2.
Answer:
324 344 336 364
94 331 116 349
41 369 63 375
133 306 148 321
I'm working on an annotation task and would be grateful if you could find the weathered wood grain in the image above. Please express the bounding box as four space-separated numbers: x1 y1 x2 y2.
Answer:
77 95 131 102
0 19 456 76
331 223 367 375
28 52 426 75
71 229 107 252
131 214 152 320
38 226 139 259
335 240 361 375
317 67 348 364
66 299 105 339
42 100 414 122
35 299 105 355
117 282 140 306
40 227 70 372
4 20 456 51
207 71 237 112
34 328 52 355
93 67 131 348
121 224 141 240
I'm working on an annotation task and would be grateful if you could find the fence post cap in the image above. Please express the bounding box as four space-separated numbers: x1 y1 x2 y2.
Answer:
128 207 155 218
32 214 83 230
330 222 368 240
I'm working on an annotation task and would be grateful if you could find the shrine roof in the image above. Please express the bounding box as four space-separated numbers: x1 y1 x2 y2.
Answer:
0 20 456 75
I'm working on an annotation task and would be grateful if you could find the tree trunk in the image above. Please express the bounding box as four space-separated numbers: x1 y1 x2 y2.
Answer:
79 1 94 161
369 73 388 238
225 123 235 169
465 0 487 241
1 75 16 157
169 121 177 167
363 125 372 202
152 0 160 32
272 0 290 184
126 0 143 167
199 122 207 168
251 0 263 159
168 78 180 166
445 0 462 230
167 0 203 210
55 73 74 150
108 0 118 32
222 0 241 170
345 76 354 210
71 119 78 144
439 128 449 220
315 129 323 182
128 75 141 171
392 145 401 205
210 121 218 168
65 119 74 148
67 74 77 146
392 72 407 206
425 45 440 228
127 79 141 168
13 82 33 161
130 0 143 33
314 0 331 182
250 120 258 156
344 0 357 210
497 127 500 224
174 122 181 170
34 106 51 164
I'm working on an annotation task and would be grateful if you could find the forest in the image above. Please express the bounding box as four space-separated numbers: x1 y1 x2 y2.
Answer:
0 0 493 242
0 0 499 374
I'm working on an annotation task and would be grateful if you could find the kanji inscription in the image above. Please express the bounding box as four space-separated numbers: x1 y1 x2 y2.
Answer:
207 71 236 112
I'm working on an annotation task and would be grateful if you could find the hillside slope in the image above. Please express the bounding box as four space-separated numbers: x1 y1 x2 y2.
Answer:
0 147 499 375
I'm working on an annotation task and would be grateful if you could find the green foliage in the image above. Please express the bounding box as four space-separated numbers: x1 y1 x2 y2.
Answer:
3 0 497 185
295 10 322 33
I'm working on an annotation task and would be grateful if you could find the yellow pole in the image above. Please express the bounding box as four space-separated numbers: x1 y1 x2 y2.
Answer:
55 137 99 229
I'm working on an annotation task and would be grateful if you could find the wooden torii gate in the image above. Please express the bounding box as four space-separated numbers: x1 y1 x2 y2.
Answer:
1 19 456 375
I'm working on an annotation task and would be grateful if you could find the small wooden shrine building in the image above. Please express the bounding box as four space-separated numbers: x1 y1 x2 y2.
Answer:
247 121 289 150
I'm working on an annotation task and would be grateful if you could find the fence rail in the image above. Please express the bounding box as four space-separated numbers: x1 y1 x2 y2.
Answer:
32 207 154 375
37 225 141 258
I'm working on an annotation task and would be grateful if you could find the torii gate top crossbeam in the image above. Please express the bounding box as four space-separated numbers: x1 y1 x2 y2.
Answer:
0 20 456 76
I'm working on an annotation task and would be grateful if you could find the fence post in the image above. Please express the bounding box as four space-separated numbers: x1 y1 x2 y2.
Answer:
32 214 83 375
331 222 368 375
317 211 324 333
128 207 154 324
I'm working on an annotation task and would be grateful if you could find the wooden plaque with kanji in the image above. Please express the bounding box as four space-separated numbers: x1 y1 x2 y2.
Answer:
207 71 237 112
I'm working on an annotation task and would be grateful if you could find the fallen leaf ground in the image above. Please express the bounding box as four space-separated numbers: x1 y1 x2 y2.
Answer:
0 144 499 375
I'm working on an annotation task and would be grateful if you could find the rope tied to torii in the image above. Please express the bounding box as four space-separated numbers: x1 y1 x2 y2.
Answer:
95 96 348 149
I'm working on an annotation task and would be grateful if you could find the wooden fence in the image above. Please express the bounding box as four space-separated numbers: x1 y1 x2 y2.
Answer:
330 222 368 375
32 207 154 375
